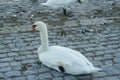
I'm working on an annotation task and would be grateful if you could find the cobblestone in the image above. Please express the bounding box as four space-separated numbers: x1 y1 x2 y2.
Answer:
103 54 113 60
64 75 76 80
5 71 22 77
13 76 26 80
0 63 9 67
95 51 105 56
0 54 7 58
0 0 120 80
39 73 52 79
114 58 120 63
26 75 39 80
0 66 12 72
0 57 14 62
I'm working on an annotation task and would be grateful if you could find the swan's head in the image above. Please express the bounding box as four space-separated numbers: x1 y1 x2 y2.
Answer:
31 21 47 31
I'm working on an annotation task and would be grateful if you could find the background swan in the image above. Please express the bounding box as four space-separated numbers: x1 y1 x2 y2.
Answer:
31 21 101 75
40 0 88 16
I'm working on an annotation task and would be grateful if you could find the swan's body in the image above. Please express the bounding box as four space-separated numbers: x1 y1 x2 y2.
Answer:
40 0 88 16
31 21 101 75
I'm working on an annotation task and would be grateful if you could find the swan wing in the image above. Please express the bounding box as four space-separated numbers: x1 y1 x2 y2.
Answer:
39 46 93 70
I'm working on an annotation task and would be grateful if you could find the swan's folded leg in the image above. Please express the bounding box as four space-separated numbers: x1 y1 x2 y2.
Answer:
58 66 65 72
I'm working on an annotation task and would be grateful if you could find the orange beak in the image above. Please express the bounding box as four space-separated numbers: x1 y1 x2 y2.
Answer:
29 26 36 31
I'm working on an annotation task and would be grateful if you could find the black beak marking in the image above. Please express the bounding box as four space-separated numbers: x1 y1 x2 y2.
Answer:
33 25 37 28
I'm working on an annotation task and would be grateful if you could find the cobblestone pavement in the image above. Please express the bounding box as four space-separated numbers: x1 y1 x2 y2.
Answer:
0 0 120 80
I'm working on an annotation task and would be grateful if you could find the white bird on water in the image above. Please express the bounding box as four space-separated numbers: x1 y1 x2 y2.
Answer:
40 0 87 16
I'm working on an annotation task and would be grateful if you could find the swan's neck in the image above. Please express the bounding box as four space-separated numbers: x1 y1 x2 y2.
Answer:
40 28 49 51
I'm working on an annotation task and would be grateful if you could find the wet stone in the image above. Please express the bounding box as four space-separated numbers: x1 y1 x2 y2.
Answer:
38 66 50 73
13 76 26 80
95 51 105 56
0 54 7 58
22 59 37 64
103 65 119 76
53 77 63 80
0 63 9 67
105 60 113 65
23 70 38 75
94 56 103 61
26 75 39 80
103 54 113 60
0 57 14 62
104 76 120 80
51 71 64 77
64 75 76 80
114 52 120 58
92 72 107 78
114 58 120 63
5 71 22 77
10 61 22 66
8 52 19 56
0 73 4 77
0 66 12 72
39 73 52 80
15 56 26 61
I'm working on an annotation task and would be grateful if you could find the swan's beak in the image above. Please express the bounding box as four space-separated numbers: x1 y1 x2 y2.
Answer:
30 26 36 31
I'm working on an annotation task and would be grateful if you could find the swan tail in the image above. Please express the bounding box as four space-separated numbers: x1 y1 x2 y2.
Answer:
90 67 102 73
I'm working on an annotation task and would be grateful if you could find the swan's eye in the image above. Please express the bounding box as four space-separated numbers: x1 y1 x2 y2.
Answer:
33 25 37 28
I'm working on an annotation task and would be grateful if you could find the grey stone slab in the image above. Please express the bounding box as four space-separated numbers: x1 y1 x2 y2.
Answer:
0 45 5 49
0 66 12 72
39 73 52 80
94 46 107 51
113 63 120 69
103 54 113 60
10 61 22 66
102 65 119 76
92 72 107 78
23 69 38 75
0 63 9 67
95 51 105 56
26 75 39 80
0 73 4 77
104 76 120 80
64 75 76 80
8 52 19 56
15 56 26 61
10 48 20 52
0 54 7 58
84 52 95 57
107 45 119 49
53 77 63 80
114 58 120 63
51 71 64 77
22 59 37 64
13 76 26 80
105 60 113 65
5 71 22 77
114 52 120 58
0 57 14 62
26 54 38 59
94 56 103 61
104 49 116 54
38 66 50 73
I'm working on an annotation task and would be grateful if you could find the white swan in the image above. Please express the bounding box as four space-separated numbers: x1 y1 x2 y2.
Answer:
31 21 102 75
40 0 87 16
